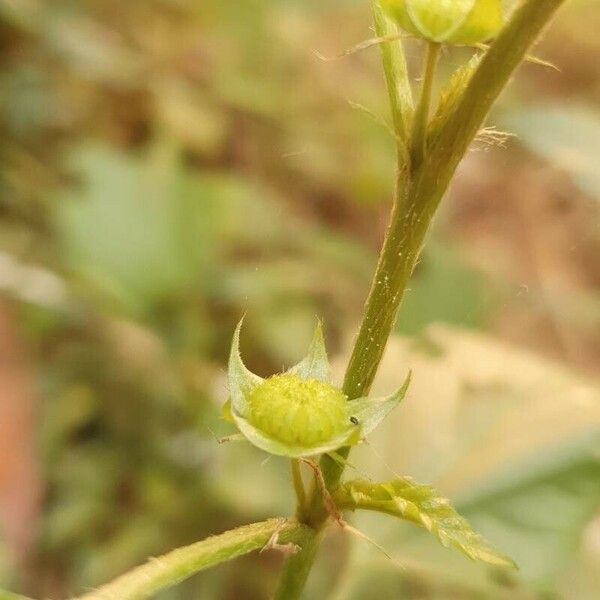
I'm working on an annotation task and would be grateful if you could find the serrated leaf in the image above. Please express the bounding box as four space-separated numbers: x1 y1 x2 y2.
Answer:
286 320 331 382
359 327 600 587
228 319 264 417
334 477 516 568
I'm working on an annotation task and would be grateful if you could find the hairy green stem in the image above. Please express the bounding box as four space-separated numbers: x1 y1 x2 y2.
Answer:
75 519 312 600
292 459 307 518
272 528 323 600
274 1 566 598
411 41 441 166
371 1 413 150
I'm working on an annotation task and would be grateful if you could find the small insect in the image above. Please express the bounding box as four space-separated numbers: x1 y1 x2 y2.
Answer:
350 416 360 426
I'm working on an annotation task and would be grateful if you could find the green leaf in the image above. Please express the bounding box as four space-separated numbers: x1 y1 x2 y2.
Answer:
356 326 600 588
55 142 221 313
453 430 600 585
77 519 313 600
228 319 264 417
334 477 516 568
286 320 331 382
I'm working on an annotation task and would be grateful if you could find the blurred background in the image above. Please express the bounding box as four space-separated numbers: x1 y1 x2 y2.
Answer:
0 0 599 598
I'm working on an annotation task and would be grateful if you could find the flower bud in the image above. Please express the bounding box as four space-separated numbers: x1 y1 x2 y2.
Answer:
381 0 503 44
248 375 347 446
225 320 411 458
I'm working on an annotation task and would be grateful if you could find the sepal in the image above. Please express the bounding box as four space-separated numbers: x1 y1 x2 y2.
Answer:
228 319 264 418
286 320 331 382
347 371 412 440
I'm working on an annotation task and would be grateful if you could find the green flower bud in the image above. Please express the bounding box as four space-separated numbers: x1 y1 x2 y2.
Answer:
224 320 411 458
248 375 347 446
381 0 503 44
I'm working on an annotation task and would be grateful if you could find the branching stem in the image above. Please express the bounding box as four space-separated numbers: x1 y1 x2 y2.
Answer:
274 1 566 598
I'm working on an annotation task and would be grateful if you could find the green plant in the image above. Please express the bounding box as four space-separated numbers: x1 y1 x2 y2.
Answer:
2 1 568 598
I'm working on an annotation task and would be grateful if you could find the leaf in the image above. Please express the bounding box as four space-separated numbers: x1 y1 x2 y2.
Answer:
286 320 331 382
76 519 313 600
334 477 516 568
456 435 600 584
55 142 220 313
353 326 600 588
228 319 264 417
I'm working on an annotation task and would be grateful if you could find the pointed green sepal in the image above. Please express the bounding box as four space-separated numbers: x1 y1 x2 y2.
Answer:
286 320 331 382
346 370 411 441
228 319 264 418
333 476 516 568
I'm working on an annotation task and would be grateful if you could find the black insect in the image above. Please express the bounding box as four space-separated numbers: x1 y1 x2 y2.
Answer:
350 416 360 425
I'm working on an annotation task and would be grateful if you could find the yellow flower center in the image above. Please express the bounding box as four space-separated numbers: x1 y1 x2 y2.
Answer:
248 374 347 446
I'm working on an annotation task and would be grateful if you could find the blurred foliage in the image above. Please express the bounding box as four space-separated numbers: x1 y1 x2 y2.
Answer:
503 105 600 201
0 0 598 599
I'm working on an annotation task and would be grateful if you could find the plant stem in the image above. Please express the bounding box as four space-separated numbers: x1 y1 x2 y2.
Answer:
76 519 312 600
292 459 307 517
273 0 566 598
272 528 323 600
411 42 441 167
371 0 413 150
